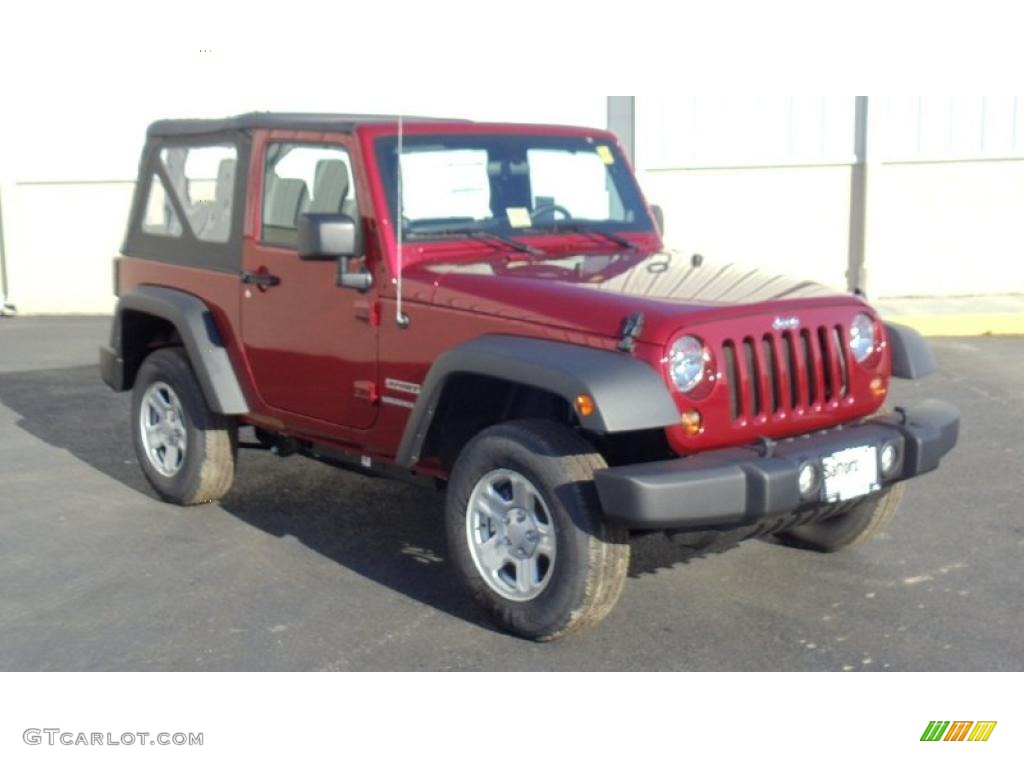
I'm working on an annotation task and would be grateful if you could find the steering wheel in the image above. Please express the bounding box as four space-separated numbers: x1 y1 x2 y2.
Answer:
530 203 573 222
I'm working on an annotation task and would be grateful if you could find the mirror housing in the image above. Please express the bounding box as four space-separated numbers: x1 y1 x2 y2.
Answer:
650 204 665 235
298 213 357 260
297 213 373 292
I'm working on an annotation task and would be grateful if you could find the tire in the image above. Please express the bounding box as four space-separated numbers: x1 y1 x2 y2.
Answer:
131 347 237 505
774 482 906 552
445 419 629 641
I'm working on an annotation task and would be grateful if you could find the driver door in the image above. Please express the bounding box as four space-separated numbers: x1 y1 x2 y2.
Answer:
240 134 378 430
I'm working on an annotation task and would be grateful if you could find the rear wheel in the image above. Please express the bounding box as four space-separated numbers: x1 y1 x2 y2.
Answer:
445 420 629 641
774 482 906 552
131 347 237 505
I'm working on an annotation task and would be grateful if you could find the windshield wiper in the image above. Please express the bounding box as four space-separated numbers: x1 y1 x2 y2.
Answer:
406 227 544 256
530 222 638 252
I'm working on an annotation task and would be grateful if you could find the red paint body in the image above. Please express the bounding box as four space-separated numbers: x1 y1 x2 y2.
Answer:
118 121 890 472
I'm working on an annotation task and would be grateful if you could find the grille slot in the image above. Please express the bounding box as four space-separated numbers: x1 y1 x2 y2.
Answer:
833 325 849 398
723 341 741 421
722 322 849 421
743 338 761 415
800 329 817 404
783 331 799 409
818 326 835 402
762 335 779 414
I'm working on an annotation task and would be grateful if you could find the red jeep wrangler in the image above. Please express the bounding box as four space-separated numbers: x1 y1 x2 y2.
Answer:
101 113 958 640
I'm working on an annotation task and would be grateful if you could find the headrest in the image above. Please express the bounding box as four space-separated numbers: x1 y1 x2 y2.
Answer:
309 159 350 214
215 157 236 201
264 177 309 227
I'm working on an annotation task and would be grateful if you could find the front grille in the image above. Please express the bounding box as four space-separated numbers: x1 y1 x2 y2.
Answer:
722 324 850 422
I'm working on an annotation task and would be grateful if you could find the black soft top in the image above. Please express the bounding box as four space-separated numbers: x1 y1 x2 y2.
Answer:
147 112 470 137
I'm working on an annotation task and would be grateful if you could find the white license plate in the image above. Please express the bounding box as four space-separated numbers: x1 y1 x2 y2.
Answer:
822 445 880 502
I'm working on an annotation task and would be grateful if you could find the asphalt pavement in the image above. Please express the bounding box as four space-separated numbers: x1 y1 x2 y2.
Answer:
0 317 1021 670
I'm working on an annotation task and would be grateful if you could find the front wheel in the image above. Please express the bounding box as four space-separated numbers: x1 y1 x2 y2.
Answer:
445 420 629 641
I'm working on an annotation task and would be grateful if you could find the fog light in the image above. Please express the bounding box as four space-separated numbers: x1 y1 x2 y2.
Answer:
798 462 819 498
575 394 595 417
880 442 898 476
680 408 702 436
870 376 887 398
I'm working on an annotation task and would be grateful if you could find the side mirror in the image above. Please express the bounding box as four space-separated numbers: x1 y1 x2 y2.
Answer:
298 213 357 260
650 204 665 236
297 213 373 292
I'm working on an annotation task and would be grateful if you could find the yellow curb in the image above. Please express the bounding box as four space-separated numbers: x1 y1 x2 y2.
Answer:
883 313 1024 337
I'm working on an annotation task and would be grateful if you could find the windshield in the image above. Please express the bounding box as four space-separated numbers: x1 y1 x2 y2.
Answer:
374 133 653 239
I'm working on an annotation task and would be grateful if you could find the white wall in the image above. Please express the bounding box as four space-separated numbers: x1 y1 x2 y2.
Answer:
635 96 1024 299
871 159 1024 296
5 182 135 314
640 165 852 293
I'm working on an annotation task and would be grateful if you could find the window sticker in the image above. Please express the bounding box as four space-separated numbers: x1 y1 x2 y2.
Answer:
595 145 615 165
507 207 532 228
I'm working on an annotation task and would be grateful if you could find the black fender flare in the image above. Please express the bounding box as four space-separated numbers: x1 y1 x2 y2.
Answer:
395 334 680 467
107 285 248 414
884 322 937 379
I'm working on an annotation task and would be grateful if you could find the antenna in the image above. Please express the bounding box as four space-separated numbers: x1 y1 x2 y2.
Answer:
394 115 410 328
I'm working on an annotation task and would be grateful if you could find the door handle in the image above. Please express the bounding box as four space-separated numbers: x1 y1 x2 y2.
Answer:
241 270 280 288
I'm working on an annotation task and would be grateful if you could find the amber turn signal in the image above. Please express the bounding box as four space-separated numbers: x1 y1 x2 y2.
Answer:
575 394 596 417
681 408 702 436
870 376 887 398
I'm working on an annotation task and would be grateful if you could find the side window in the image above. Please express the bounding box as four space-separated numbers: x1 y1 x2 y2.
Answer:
141 174 183 237
262 143 357 248
158 144 238 243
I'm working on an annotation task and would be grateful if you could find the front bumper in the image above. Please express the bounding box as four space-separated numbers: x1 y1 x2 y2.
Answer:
594 399 959 530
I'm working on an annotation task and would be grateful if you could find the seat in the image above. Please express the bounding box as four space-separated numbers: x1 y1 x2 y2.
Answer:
263 177 310 245
309 158 358 219
309 159 348 214
198 158 236 242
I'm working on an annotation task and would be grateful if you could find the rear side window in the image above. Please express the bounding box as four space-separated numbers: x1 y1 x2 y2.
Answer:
159 145 238 243
262 143 357 248
141 174 183 237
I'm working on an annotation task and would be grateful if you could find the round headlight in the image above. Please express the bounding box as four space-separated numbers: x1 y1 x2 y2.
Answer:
668 335 706 393
849 313 876 363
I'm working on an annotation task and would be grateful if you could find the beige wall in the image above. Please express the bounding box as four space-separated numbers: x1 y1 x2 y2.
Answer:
640 159 1024 299
640 165 853 292
5 182 133 314
870 159 1024 297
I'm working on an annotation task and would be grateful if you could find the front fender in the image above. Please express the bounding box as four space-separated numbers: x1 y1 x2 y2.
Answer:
885 322 937 379
395 334 679 467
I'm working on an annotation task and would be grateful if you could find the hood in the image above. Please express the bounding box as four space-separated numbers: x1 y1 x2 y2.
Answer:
403 248 862 344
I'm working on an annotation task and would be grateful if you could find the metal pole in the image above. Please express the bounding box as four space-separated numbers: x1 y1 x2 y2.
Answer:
607 96 636 162
847 95 879 297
